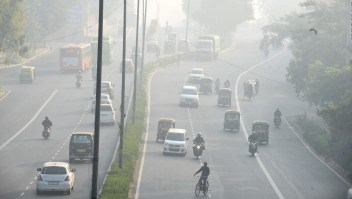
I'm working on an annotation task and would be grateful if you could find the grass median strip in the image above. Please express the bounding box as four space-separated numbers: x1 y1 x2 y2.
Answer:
99 55 178 199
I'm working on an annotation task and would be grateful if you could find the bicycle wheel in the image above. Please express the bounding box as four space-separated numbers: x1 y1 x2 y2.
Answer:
195 181 201 197
203 181 209 195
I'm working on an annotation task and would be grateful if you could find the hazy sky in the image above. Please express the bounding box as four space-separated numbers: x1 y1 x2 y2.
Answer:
147 0 186 27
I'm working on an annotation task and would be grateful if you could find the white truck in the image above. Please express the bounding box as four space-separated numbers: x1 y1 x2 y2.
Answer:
195 35 220 61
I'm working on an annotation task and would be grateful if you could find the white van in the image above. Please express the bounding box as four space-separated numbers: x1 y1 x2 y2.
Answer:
163 128 189 156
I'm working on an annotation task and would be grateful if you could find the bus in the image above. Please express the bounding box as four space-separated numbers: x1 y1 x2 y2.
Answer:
59 43 92 72
91 36 114 65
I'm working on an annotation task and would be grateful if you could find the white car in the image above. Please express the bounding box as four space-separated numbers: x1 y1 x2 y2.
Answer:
100 104 116 125
36 162 76 195
94 81 114 99
188 68 204 83
179 86 199 107
348 187 352 199
163 128 189 156
91 93 112 113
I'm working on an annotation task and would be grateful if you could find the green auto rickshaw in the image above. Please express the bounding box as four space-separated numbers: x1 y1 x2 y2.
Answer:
19 66 36 83
252 120 270 144
223 110 240 132
156 118 176 142
199 77 212 94
217 88 232 107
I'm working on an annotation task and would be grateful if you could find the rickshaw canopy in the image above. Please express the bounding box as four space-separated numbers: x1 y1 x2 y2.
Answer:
200 77 212 84
218 88 232 95
225 110 240 120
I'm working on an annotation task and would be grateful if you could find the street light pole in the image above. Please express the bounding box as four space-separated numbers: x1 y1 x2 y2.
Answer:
132 0 141 124
186 0 190 41
140 0 148 86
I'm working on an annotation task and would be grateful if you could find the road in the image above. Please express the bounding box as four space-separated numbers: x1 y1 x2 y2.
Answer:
0 29 158 198
135 32 351 198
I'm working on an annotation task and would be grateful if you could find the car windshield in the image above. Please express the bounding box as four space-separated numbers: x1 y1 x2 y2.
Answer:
42 166 67 175
166 132 184 141
72 135 92 144
100 105 113 111
191 69 203 74
182 88 197 95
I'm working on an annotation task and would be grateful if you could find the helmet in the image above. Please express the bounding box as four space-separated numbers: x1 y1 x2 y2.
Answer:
197 133 202 137
45 116 49 120
203 162 207 166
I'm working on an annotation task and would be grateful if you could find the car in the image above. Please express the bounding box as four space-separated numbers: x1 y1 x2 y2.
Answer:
130 52 142 67
69 132 94 162
94 81 114 99
146 40 160 53
348 187 352 199
163 128 189 156
188 68 204 83
179 85 199 107
36 162 76 195
120 59 135 73
91 93 112 113
100 104 116 125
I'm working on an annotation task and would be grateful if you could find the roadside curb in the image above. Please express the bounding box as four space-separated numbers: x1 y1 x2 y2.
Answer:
286 115 352 186
0 48 52 69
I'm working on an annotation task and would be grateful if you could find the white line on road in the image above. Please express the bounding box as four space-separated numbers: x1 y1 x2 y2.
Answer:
0 90 11 101
234 51 286 199
0 89 58 151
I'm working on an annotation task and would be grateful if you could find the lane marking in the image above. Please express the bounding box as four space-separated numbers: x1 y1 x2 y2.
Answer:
0 89 58 151
234 51 286 199
0 90 11 101
283 117 351 186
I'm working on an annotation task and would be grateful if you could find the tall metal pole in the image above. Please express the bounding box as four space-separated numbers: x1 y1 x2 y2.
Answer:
140 0 148 86
186 0 190 41
91 0 104 198
132 0 141 124
119 0 127 169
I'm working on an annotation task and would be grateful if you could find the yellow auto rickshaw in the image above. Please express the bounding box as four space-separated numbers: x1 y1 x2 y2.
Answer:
223 110 240 132
199 77 213 94
19 66 36 83
156 118 176 142
252 120 270 144
217 88 232 107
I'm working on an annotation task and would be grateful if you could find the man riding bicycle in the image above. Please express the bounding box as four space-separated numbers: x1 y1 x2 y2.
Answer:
194 162 210 191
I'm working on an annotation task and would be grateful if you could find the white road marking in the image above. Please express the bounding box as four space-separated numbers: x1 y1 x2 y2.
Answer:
0 90 58 151
20 192 24 196
283 117 352 186
0 90 11 101
25 186 29 190
234 51 286 199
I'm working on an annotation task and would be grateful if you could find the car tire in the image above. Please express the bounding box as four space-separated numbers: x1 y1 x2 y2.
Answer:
66 188 71 195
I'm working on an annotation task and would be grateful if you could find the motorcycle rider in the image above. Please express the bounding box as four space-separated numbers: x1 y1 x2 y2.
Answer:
274 108 282 125
248 131 259 153
76 70 82 82
194 162 210 190
42 116 52 130
224 80 230 88
193 133 205 149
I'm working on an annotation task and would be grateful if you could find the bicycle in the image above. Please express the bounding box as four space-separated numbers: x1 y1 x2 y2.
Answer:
195 176 209 197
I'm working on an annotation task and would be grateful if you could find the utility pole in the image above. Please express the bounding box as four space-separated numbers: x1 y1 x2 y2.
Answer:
186 0 190 41
91 0 104 198
132 0 141 124
140 0 148 86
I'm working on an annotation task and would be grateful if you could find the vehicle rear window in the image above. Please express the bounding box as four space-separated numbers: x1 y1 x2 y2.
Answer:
42 166 67 174
101 105 113 111
166 132 184 141
72 135 92 144
191 69 202 74
182 88 197 95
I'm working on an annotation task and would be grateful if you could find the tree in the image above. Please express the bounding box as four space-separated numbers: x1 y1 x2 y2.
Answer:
182 0 254 35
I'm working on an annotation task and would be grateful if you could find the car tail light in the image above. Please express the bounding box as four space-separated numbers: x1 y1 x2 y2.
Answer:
65 175 70 181
37 175 43 181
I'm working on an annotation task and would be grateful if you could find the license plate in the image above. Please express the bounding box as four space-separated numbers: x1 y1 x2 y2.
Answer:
170 147 178 151
48 181 59 185
77 149 86 152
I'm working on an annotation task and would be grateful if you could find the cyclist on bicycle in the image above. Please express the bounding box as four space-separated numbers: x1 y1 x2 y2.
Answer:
194 162 210 190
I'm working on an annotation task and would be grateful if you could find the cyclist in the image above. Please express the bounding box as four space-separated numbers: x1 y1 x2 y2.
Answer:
194 162 210 191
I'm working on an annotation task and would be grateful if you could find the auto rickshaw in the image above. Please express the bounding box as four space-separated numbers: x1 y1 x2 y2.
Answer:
156 118 176 142
217 88 232 107
243 80 257 100
19 66 36 83
252 120 270 144
199 77 212 94
223 110 240 132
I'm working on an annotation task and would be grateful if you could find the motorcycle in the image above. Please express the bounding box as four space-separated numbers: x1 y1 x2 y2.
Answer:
274 116 281 128
193 143 205 159
76 79 82 88
248 141 257 156
42 126 51 139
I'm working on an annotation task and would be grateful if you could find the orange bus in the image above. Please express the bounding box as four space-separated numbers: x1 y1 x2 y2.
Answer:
59 43 92 72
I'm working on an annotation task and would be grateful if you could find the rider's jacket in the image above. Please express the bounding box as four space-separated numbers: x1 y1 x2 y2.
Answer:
42 119 52 128
195 165 210 177
193 136 205 145
274 110 282 118
76 74 82 81
248 133 259 143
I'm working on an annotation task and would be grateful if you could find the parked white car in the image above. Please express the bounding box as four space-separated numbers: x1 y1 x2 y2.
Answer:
100 104 116 125
163 128 189 156
188 68 204 83
179 85 199 107
91 93 112 113
36 162 76 195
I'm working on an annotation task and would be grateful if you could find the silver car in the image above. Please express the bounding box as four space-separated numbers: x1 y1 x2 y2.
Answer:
36 162 76 195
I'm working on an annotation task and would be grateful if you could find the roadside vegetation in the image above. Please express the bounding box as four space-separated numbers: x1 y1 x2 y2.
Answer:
99 55 179 199
261 0 352 181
